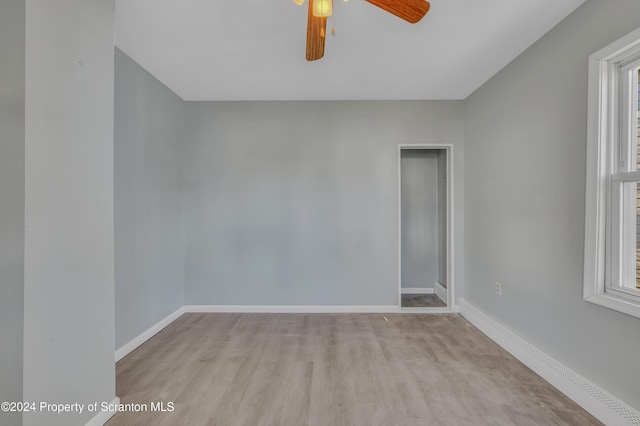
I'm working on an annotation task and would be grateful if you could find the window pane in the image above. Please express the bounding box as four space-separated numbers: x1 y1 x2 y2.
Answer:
637 183 640 289
635 68 640 171
622 180 640 289
637 69 640 173
634 70 640 288
618 181 640 289
638 70 640 289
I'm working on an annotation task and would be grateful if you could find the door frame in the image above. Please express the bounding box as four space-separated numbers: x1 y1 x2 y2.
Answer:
398 144 455 312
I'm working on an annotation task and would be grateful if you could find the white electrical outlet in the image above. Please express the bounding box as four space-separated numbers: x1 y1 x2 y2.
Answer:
495 281 502 296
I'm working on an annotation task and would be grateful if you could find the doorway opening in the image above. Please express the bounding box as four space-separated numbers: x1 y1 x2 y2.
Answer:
398 145 453 311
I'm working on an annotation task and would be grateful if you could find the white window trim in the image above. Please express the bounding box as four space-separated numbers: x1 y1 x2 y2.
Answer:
584 27 640 319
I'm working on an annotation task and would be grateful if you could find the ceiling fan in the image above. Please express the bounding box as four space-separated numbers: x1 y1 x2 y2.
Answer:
298 0 431 61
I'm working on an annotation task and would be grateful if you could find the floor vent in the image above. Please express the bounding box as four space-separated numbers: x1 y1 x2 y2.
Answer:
528 341 640 425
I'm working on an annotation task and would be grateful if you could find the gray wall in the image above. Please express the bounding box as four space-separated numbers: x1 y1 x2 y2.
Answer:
465 0 640 410
184 101 464 305
0 1 24 425
23 1 116 425
401 150 440 289
114 49 186 349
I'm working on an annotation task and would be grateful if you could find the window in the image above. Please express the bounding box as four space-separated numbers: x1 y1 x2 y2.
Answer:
585 28 640 318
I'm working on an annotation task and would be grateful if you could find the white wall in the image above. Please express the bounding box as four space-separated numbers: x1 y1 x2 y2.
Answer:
437 149 447 287
184 101 464 306
400 150 440 289
114 48 186 349
465 0 640 410
23 1 116 425
0 1 25 425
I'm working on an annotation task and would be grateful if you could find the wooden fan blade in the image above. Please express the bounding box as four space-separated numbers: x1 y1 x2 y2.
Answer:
365 0 430 24
306 0 327 61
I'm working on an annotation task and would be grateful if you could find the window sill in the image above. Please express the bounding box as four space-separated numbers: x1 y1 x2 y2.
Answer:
584 292 640 319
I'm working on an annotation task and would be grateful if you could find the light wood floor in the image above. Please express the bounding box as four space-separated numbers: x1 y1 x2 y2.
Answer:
108 313 601 426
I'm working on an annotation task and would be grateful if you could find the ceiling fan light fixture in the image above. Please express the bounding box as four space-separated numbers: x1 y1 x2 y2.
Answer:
293 0 305 5
312 0 333 17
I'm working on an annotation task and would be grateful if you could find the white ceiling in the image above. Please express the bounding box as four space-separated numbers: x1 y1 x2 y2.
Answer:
115 0 585 101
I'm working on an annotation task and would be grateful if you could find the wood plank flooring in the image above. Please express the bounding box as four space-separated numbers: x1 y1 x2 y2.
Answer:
108 313 601 426
401 294 446 308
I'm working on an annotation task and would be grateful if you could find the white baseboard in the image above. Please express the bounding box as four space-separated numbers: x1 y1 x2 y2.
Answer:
459 300 640 426
401 287 435 294
85 397 119 426
434 282 447 303
115 306 185 362
184 305 400 313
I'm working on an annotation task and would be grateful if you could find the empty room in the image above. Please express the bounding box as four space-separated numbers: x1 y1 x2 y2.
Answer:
3 0 640 425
